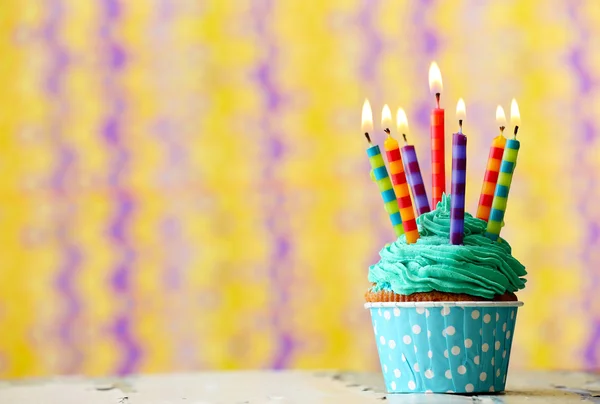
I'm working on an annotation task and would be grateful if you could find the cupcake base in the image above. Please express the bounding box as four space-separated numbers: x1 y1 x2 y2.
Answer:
365 288 518 302
366 301 523 394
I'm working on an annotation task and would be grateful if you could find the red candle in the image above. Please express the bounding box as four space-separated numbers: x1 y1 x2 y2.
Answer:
429 62 445 208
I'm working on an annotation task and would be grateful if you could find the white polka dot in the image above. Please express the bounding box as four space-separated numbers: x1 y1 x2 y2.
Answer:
424 369 434 379
457 365 466 375
511 310 515 319
472 310 480 320
479 329 482 336
402 354 406 362
444 349 449 358
491 357 495 366
506 330 511 339
493 330 496 337
383 364 387 373
412 325 421 334
414 363 420 372
447 390 454 393
427 330 431 338
496 313 500 321
380 336 386 345
426 309 430 317
441 306 451 316
480 372 487 381
378 309 382 317
394 308 401 317
495 341 501 350
445 370 452 379
489 386 495 392
451 346 461 355
428 350 433 358
384 311 391 320
388 340 396 349
373 326 377 335
483 314 491 323
474 355 480 364
497 369 501 377
503 323 507 332
446 326 456 336
403 335 412 344
425 390 433 394
394 369 401 378
482 343 489 352
408 380 416 390
465 338 473 348
416 307 425 314
391 381 396 390
414 345 418 353
503 350 507 358
465 383 474 392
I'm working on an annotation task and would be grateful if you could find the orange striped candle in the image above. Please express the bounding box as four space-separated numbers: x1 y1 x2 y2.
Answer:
383 107 419 244
476 106 507 222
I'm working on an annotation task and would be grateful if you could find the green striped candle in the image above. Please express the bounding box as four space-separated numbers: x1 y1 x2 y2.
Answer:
485 138 520 241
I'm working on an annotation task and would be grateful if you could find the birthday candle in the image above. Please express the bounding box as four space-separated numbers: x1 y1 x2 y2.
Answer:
450 99 467 245
429 62 446 208
476 106 507 222
486 99 521 241
383 107 419 244
362 100 403 237
400 129 431 217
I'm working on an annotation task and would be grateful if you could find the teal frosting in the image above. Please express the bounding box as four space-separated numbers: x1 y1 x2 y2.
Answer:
368 194 527 299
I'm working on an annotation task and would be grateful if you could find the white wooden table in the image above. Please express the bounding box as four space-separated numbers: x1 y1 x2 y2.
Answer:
1 370 599 403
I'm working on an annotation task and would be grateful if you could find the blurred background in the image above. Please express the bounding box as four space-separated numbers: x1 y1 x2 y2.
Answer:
0 0 597 378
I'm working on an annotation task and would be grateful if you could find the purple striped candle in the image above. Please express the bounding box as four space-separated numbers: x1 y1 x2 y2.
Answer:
450 132 467 245
400 142 430 216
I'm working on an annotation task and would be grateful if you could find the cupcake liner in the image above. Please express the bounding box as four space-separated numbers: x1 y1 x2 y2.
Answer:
365 301 523 394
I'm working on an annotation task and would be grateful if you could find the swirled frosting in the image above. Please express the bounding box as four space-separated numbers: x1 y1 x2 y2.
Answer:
368 194 527 299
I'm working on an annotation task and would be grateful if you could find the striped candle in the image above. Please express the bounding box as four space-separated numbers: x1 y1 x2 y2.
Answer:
385 134 419 243
485 138 520 241
367 141 403 237
450 132 467 245
429 62 445 208
476 106 507 222
401 139 430 216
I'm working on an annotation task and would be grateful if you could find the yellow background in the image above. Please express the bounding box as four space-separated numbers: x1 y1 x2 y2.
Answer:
0 0 598 377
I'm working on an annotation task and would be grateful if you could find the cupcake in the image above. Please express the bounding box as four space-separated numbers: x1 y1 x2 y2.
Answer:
364 195 526 394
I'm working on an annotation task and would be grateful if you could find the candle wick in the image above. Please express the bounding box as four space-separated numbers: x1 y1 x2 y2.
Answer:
513 126 519 139
384 128 390 135
402 133 408 143
499 126 505 134
435 93 440 109
364 132 372 144
459 119 463 134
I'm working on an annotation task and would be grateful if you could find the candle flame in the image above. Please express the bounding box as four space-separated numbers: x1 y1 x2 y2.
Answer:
396 107 409 134
362 99 373 133
381 104 392 130
496 105 507 127
456 98 466 120
429 62 443 94
510 98 521 126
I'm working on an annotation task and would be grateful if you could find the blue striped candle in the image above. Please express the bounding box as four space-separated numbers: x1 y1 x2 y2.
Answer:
400 144 430 216
486 138 520 241
450 132 467 244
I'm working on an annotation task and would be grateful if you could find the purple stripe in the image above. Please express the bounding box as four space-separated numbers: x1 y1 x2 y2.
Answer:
450 133 467 245
45 1 84 374
401 146 430 215
568 3 599 368
253 0 294 369
102 0 141 375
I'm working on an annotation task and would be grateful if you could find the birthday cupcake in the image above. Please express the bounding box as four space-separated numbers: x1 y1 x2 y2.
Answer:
364 195 527 394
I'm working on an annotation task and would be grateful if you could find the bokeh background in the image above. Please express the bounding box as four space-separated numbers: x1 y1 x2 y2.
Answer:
0 0 598 378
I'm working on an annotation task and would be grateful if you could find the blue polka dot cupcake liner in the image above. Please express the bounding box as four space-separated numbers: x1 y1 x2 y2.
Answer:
365 301 523 394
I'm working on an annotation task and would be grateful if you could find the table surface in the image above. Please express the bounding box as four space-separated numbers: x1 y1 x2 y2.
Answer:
1 370 599 403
